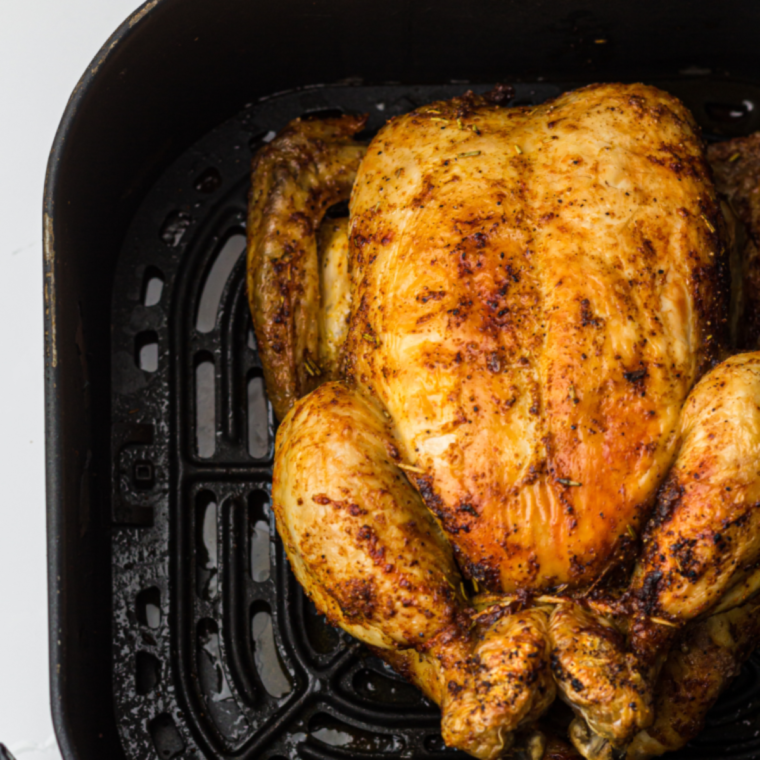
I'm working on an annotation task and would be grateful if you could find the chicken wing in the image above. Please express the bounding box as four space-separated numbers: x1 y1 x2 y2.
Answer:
317 216 352 376
246 114 366 420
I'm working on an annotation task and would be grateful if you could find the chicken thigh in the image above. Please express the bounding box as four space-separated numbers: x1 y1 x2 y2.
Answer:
247 83 760 759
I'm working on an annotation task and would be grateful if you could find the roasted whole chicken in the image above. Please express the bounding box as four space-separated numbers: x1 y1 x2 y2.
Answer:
246 83 760 759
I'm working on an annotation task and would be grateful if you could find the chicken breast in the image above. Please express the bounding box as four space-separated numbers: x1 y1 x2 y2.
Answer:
344 83 726 592
247 114 367 420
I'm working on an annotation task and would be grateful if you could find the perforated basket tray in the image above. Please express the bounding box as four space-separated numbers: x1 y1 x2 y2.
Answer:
98 78 760 760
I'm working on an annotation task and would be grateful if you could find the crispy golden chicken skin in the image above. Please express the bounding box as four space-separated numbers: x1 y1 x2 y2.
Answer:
630 354 760 629
274 382 555 758
246 114 366 420
626 598 760 759
549 603 652 747
344 83 726 594
247 83 760 759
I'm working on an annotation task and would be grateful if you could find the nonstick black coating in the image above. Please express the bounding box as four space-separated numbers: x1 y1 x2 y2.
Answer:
44 1 760 759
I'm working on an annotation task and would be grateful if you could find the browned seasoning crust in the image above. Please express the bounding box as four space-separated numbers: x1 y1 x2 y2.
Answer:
246 114 367 421
345 82 727 595
273 382 555 759
549 603 652 747
709 134 760 350
629 354 760 641
248 84 760 760
577 597 760 760
626 598 760 758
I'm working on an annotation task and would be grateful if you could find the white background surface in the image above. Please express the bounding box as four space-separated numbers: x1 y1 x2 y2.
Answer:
0 2 142 756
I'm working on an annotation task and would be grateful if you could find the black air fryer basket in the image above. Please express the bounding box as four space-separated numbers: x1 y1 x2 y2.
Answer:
43 2 760 759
